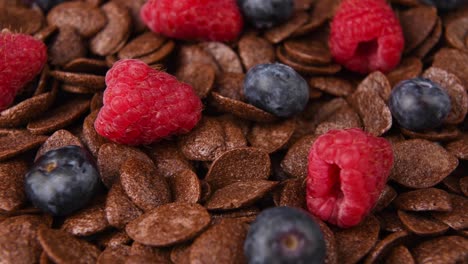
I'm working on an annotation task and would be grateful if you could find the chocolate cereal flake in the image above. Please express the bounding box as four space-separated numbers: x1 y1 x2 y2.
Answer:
35 129 83 160
374 185 397 212
205 147 271 190
38 227 101 264
309 76 354 97
50 71 106 89
460 177 468 197
126 242 171 264
82 110 109 157
264 11 309 44
385 246 415 264
205 180 278 211
27 97 90 135
210 92 277 122
179 117 243 161
64 58 108 75
177 45 220 74
386 57 423 87
363 231 410 264
247 119 296 153
34 25 57 42
214 73 245 101
0 88 56 128
61 202 109 237
400 6 438 53
104 182 143 229
200 42 243 74
445 16 468 51
446 134 468 160
111 0 146 32
170 243 191 264
413 18 443 59
169 169 201 204
393 188 452 212
276 46 342 75
431 194 468 230
96 245 130 264
281 134 316 179
413 236 468 264
400 126 461 142
49 26 87 67
397 210 449 236
145 140 193 178
47 1 107 38
356 71 392 101
377 211 405 233
348 89 392 136
120 157 171 211
90 2 131 57
126 203 210 247
118 32 166 60
335 215 380 264
277 179 307 209
238 34 275 70
175 63 215 98
189 219 248 264
0 159 27 211
0 6 43 34
0 215 47 263
0 130 47 161
284 39 332 65
97 143 153 188
391 139 459 188
433 48 468 90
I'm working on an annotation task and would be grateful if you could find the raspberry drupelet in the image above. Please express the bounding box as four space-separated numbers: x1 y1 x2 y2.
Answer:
0 31 47 111
329 0 404 74
94 59 203 146
306 128 394 228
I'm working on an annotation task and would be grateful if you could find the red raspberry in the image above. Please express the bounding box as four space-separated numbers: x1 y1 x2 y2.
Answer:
306 128 393 228
140 0 243 42
94 59 203 145
329 0 404 74
0 31 47 111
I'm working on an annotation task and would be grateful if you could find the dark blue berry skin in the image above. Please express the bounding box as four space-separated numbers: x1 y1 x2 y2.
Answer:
421 0 468 9
238 0 294 29
244 207 326 264
389 78 451 131
24 146 100 216
244 63 309 117
22 0 66 11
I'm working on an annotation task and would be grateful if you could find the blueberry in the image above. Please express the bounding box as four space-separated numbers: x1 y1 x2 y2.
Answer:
244 63 309 117
388 77 451 131
22 0 66 11
238 0 294 29
244 207 326 264
24 146 100 216
420 0 468 9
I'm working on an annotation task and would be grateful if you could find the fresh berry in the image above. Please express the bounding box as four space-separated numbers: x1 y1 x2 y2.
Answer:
24 146 100 216
329 0 404 74
244 207 326 264
307 128 393 228
243 63 309 117
140 0 243 41
0 31 47 111
22 0 66 11
95 59 202 145
421 0 468 9
388 78 451 131
238 0 294 29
